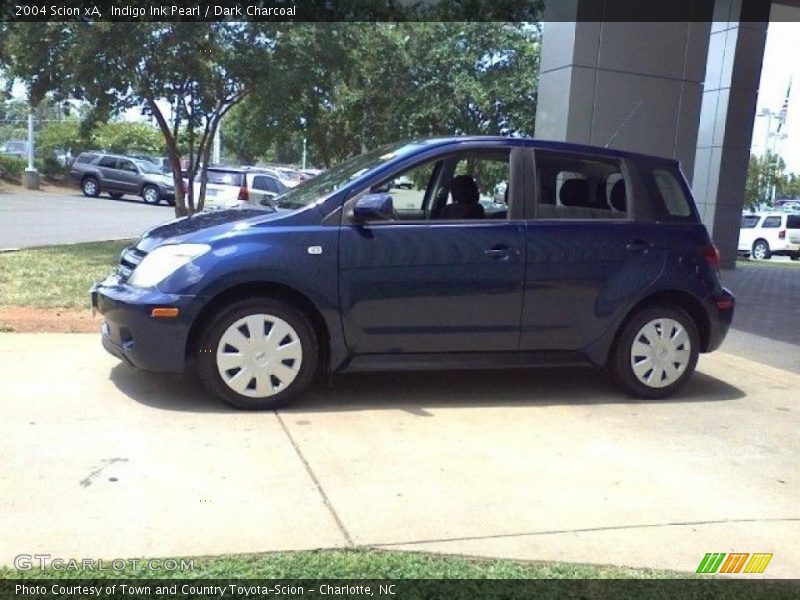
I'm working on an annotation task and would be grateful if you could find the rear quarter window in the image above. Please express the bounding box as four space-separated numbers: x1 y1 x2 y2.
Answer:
741 215 760 228
651 168 692 218
74 153 99 164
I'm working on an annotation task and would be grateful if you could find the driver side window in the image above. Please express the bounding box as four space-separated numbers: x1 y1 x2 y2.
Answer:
367 150 510 222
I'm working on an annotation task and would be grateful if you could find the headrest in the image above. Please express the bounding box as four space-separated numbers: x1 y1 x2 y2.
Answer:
559 178 589 207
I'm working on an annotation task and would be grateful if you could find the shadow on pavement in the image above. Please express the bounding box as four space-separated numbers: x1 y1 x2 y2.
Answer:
110 363 745 414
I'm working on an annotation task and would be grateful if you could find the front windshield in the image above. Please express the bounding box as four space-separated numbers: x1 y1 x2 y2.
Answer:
275 142 408 209
136 160 162 174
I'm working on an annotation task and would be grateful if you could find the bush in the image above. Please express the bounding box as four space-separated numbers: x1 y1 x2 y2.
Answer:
0 155 27 181
41 156 67 178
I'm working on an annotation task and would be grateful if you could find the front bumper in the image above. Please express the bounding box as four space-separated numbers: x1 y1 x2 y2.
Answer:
91 275 195 373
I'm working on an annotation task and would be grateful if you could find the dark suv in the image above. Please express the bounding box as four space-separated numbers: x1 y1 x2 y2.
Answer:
71 152 176 205
92 137 734 409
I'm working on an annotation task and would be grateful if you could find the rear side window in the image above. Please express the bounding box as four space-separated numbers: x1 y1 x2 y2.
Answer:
787 215 800 229
74 152 99 164
534 151 628 220
203 170 244 186
762 216 782 228
741 215 760 228
652 169 692 218
252 175 282 193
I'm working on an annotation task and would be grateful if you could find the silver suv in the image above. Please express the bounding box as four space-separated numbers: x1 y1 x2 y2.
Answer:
70 152 176 205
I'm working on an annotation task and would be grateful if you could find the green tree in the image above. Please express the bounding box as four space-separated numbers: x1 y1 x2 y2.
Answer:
90 121 164 156
224 23 540 167
743 152 799 209
2 23 272 215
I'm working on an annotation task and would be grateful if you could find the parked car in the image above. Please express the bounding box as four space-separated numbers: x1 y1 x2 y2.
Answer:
392 174 414 189
193 167 289 209
738 212 800 260
0 140 28 158
92 136 734 410
70 152 176 205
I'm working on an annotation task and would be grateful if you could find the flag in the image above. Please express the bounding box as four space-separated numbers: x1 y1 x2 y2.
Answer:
776 78 791 133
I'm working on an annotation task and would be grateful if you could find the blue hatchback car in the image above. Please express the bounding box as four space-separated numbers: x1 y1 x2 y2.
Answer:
92 137 734 409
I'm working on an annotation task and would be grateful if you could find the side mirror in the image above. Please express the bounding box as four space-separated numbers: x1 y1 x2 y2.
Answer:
352 193 394 223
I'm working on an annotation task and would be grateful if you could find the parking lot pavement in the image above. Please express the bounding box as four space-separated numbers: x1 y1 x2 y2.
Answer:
721 261 800 374
0 190 174 249
2 334 798 576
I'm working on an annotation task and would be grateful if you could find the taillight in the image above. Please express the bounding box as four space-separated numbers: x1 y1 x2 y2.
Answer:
701 243 721 270
238 185 249 201
779 229 786 240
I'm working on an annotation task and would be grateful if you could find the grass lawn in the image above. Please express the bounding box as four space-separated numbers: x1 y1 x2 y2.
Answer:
0 240 130 309
0 549 682 579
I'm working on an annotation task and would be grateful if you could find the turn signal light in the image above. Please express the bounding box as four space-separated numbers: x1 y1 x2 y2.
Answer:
151 307 180 318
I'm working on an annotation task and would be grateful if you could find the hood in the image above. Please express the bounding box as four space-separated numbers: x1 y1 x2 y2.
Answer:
136 208 280 252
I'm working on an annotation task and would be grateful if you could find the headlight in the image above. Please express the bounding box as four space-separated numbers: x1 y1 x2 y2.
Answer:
127 244 210 288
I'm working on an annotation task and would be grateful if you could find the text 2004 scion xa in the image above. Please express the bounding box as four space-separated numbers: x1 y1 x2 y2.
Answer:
92 137 735 409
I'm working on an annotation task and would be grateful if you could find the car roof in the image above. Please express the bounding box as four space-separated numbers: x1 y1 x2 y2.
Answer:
393 136 681 166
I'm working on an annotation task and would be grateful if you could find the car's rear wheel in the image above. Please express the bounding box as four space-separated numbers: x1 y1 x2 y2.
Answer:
82 177 100 197
609 306 699 399
109 192 124 199
142 185 161 205
752 239 771 260
196 298 319 410
791 253 800 261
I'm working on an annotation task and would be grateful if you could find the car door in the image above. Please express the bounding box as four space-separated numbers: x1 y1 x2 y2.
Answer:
115 158 142 193
250 174 280 206
338 146 527 354
97 156 121 191
520 149 667 352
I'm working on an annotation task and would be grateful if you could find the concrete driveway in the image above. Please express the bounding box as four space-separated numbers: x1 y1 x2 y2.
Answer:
1 334 798 577
0 190 174 249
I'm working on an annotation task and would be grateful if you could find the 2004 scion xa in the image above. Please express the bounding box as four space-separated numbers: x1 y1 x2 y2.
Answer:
92 137 734 409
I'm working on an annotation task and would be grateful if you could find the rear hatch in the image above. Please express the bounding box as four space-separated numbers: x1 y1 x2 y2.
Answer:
194 169 245 206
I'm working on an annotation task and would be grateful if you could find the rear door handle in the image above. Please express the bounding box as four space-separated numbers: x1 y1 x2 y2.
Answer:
625 239 653 254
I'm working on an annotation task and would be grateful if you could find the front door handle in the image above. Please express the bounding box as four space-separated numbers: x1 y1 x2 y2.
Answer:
483 246 518 259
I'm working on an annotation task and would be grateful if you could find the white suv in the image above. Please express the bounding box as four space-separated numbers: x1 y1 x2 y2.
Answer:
738 212 800 260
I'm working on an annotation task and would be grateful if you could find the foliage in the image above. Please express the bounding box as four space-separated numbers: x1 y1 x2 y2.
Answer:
2 23 272 216
744 152 800 209
0 154 26 180
91 121 164 156
224 23 540 167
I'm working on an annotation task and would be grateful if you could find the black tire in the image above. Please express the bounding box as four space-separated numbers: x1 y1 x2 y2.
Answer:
81 177 100 197
142 185 161 205
609 306 699 399
791 253 800 261
752 239 771 260
195 297 319 410
109 192 124 199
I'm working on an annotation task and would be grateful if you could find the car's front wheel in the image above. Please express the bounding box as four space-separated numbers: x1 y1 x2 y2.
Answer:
196 298 319 410
142 185 161 205
752 239 771 260
82 177 100 197
609 306 699 399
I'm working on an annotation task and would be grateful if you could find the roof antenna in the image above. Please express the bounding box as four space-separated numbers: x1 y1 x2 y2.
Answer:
604 100 643 148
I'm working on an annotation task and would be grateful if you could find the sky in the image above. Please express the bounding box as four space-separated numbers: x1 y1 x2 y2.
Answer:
750 19 800 172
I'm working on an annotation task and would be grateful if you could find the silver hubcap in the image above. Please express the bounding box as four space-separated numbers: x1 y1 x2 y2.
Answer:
630 318 691 388
753 243 767 259
216 314 303 398
84 181 96 194
144 188 158 203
